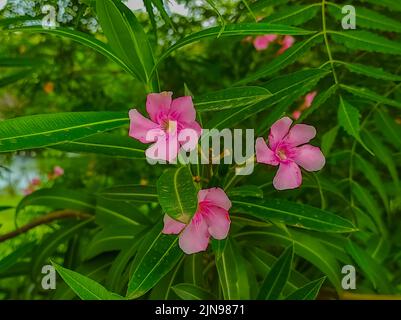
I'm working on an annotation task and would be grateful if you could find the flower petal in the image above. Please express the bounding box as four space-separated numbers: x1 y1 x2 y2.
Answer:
203 205 231 240
256 137 279 166
284 124 316 147
198 187 231 211
162 214 186 234
146 92 173 123
294 144 325 171
145 135 179 163
273 161 302 190
179 214 210 254
170 96 196 123
269 117 292 150
129 109 159 143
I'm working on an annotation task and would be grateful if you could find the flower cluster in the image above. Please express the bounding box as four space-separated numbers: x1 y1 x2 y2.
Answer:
129 92 325 254
23 165 64 195
292 91 317 120
252 34 295 54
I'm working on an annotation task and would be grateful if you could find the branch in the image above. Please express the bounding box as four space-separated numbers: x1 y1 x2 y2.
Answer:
0 210 93 243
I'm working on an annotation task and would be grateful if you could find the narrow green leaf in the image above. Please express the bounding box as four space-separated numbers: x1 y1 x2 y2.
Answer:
321 125 339 156
157 167 198 223
194 86 272 112
330 30 401 55
127 224 183 299
0 112 128 153
341 85 401 109
0 70 34 88
227 185 263 199
257 245 293 300
0 242 36 273
375 109 401 149
262 4 320 26
360 0 401 12
340 62 401 82
232 198 356 233
97 185 158 202
172 284 217 300
53 262 123 300
338 97 372 154
285 277 325 300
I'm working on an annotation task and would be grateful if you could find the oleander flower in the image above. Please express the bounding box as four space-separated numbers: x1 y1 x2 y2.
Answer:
53 166 64 177
277 35 295 55
162 187 231 254
129 92 202 162
303 91 317 109
253 34 277 51
256 117 325 190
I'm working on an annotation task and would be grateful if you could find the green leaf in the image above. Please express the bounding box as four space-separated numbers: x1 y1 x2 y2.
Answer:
16 188 96 215
298 84 338 122
172 284 217 300
0 242 36 273
157 23 315 65
214 238 250 300
52 262 123 300
321 125 339 156
97 185 158 202
257 245 293 300
236 227 342 291
151 0 175 29
31 219 94 277
206 69 328 130
194 86 272 112
354 153 389 213
157 167 198 224
0 112 128 153
338 97 372 154
53 133 146 159
96 0 155 83
346 241 392 293
330 31 401 55
328 5 401 33
227 185 263 199
237 35 323 84
341 85 401 109
8 26 136 77
340 62 401 82
127 224 183 299
375 109 401 149
0 70 34 88
285 277 326 300
262 4 320 26
231 198 356 233
360 0 401 12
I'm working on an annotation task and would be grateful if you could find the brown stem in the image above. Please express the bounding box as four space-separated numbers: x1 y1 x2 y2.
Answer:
0 210 93 243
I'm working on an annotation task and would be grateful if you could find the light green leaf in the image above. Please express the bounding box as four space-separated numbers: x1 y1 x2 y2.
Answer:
127 224 183 299
0 242 36 273
227 185 263 199
53 262 123 300
375 109 401 149
330 30 401 55
157 167 198 224
96 0 155 84
172 284 217 300
0 112 128 153
340 62 401 82
97 185 158 202
321 125 339 156
338 97 372 154
257 245 293 300
194 86 272 112
360 0 401 12
341 85 401 109
262 4 320 26
285 277 326 300
231 198 356 233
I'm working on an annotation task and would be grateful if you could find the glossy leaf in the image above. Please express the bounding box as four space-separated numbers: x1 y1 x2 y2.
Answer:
285 277 326 300
172 284 217 300
97 185 158 202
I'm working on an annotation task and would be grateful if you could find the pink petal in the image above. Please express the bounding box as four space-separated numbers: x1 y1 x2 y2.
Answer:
294 144 325 171
178 127 201 152
170 96 196 123
146 92 173 123
284 124 316 147
162 214 186 234
268 117 292 150
253 36 270 51
179 213 210 254
292 110 301 120
145 135 179 163
255 137 279 166
304 91 317 108
129 109 160 143
273 161 302 190
203 205 231 240
198 187 231 211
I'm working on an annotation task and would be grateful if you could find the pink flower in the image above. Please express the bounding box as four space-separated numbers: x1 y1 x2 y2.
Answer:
256 117 325 190
53 166 64 177
253 34 277 51
31 177 41 186
292 110 302 120
303 91 317 109
162 187 232 254
277 35 295 55
23 188 33 196
129 92 202 162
